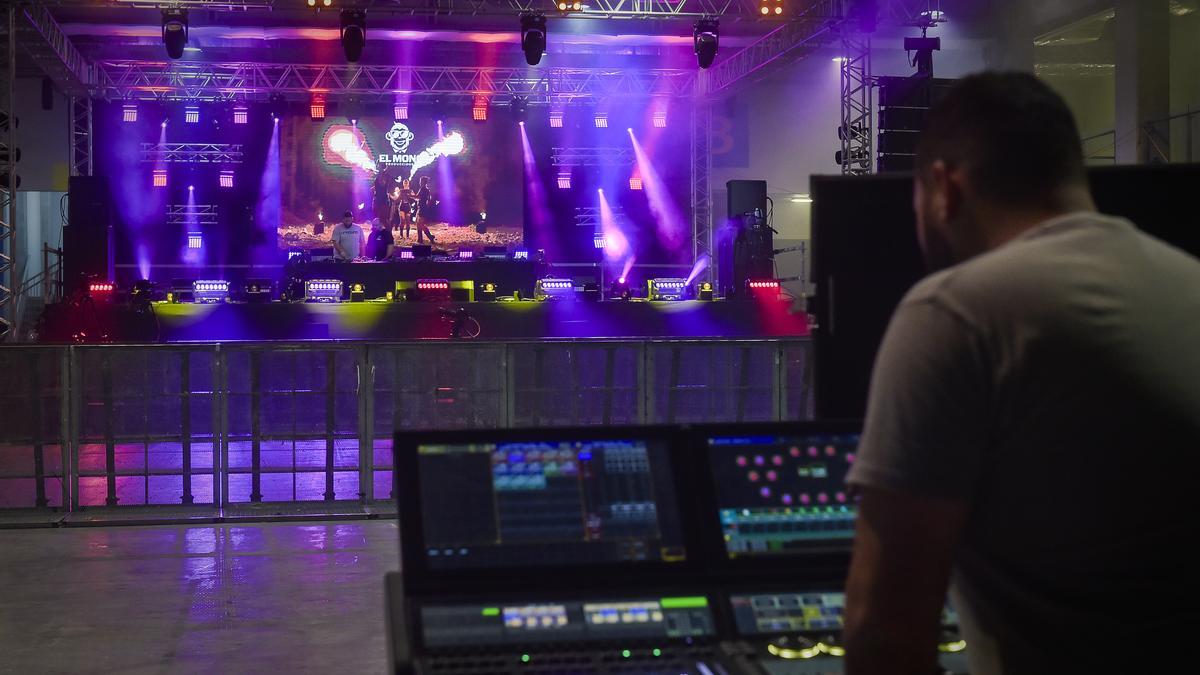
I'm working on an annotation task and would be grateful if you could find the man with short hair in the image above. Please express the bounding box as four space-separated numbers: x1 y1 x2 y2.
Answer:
842 71 1200 675
366 217 395 261
332 210 364 261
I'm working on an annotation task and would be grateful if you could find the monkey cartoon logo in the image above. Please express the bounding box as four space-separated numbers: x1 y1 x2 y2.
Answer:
385 122 415 154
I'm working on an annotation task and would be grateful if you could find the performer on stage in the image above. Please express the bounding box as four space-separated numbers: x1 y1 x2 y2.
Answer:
366 217 395 261
415 175 437 245
372 166 393 225
332 210 364 261
391 179 415 240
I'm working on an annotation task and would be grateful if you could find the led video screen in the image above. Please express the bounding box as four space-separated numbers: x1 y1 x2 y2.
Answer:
277 115 524 251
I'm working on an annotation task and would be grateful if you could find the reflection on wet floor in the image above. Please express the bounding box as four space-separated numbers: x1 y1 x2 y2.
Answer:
0 520 399 674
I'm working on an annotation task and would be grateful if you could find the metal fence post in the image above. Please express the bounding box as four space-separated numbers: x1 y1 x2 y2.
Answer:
773 343 785 421
249 350 262 503
30 355 47 507
504 342 514 428
69 347 81 511
323 350 336 501
641 342 654 424
181 350 193 504
215 345 228 508
60 347 72 510
358 345 374 503
102 353 116 506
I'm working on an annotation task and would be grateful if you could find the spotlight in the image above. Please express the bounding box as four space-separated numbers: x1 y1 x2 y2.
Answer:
694 18 719 69
323 0 332 6
520 13 547 66
340 9 366 63
393 103 408 120
310 95 326 119
472 97 488 122
512 96 529 122
188 184 194 191
233 106 248 124
698 281 714 301
162 9 188 60
161 120 168 128
549 109 564 128
122 104 137 123
152 170 167 188
185 106 199 123
307 0 315 6
611 277 630 300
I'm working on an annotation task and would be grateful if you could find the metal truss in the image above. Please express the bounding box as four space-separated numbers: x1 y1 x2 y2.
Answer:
70 97 92 177
573 205 628 229
93 61 698 103
879 0 942 27
167 204 220 227
700 0 844 95
64 0 769 19
16 2 94 97
838 32 871 175
689 101 712 283
1 7 16 341
142 143 244 164
552 147 634 167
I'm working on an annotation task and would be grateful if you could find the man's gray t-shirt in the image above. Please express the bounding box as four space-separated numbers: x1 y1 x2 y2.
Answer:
332 223 364 259
847 212 1200 674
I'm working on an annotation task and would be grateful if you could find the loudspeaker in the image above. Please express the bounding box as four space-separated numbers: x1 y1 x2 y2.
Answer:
64 176 112 295
723 180 770 296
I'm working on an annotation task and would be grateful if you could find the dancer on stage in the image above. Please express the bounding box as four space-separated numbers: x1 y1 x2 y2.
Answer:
391 179 415 240
372 166 393 226
414 175 437 245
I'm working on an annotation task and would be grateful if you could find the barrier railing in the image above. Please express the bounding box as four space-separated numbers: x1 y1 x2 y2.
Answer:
0 338 813 513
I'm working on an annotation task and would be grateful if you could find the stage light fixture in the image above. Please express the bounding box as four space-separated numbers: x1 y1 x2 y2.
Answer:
185 106 199 123
513 250 530 260
88 281 115 296
698 281 714 301
340 9 367 63
193 280 231 304
652 109 667 128
512 96 529 122
233 106 248 124
310 96 326 119
244 279 272 303
162 9 188 60
557 171 571 190
411 279 451 303
610 277 631 300
647 278 687 301
549 109 564 128
520 13 547 66
694 18 719 69
472 97 489 122
187 233 203 250
459 249 475 260
349 283 365 302
122 104 137 123
152 170 167 188
393 103 408 121
535 278 575 301
305 279 344 303
398 248 415 260
219 171 234 188
594 112 608 128
746 278 783 300
629 175 643 191
480 282 498 302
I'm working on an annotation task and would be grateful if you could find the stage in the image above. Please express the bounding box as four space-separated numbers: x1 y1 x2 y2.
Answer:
38 298 810 343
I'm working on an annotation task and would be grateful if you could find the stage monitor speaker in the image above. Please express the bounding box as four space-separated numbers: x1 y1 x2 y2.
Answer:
64 176 112 295
724 180 769 296
810 163 1200 421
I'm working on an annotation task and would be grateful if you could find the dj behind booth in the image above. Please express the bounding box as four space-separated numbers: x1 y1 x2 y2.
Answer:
388 424 968 675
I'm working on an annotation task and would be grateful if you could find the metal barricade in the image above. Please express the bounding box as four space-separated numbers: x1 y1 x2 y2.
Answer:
0 338 814 514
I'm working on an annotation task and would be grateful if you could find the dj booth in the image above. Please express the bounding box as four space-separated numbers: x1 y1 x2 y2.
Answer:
386 422 970 675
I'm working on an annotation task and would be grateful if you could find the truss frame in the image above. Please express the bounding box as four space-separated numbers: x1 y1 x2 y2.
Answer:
552 146 635 167
689 101 712 284
93 61 699 103
838 32 871 175
142 143 245 164
167 204 220 227
70 97 92 177
1 7 17 341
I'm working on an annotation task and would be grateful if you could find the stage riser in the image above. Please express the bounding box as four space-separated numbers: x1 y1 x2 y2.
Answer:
39 300 810 342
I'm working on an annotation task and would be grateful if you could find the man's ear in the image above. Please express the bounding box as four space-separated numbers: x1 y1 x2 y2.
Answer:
936 160 968 224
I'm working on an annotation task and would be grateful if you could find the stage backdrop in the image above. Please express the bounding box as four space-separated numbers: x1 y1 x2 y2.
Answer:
277 114 524 251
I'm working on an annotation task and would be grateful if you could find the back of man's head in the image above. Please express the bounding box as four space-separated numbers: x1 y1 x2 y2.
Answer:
916 72 1087 211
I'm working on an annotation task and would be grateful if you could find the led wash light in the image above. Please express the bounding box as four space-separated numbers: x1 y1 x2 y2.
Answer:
647 278 687 301
122 104 137 123
536 278 575 301
192 280 230 304
305 279 344 303
153 170 167 188
219 171 234 188
233 106 248 124
185 106 199 124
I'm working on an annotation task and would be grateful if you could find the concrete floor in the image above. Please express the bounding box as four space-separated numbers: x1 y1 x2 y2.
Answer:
0 520 400 675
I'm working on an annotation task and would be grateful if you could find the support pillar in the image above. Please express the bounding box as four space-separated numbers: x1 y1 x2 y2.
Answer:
1114 0 1170 164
